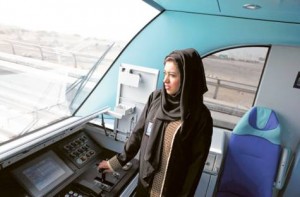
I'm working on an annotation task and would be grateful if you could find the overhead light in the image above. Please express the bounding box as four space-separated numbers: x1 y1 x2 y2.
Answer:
243 4 261 10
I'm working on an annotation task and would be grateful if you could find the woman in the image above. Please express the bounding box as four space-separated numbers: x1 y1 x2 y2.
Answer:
98 48 213 196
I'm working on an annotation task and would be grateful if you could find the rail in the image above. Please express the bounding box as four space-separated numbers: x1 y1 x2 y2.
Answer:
206 77 256 99
0 39 101 68
205 76 256 117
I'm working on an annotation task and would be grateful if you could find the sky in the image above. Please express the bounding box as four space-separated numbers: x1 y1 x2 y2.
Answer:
0 0 158 40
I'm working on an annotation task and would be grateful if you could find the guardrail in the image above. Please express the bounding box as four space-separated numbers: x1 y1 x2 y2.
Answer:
206 77 256 99
0 39 100 68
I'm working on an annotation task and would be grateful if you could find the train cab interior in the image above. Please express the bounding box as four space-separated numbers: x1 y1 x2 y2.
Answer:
0 0 300 196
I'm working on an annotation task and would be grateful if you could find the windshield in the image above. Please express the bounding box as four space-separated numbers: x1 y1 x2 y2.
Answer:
0 0 158 144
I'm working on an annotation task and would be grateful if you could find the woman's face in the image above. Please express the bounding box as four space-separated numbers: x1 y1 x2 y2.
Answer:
163 60 181 95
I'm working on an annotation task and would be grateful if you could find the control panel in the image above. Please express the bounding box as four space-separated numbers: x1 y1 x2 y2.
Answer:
1 130 138 197
58 159 138 197
58 133 102 168
56 131 138 197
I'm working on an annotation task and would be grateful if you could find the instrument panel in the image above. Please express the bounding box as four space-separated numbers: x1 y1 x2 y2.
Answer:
1 130 138 197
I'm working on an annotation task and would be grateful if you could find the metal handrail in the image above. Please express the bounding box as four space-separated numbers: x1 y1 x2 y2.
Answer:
206 76 256 99
0 39 100 68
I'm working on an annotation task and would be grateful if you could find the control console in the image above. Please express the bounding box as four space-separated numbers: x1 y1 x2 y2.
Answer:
59 159 138 197
58 133 102 168
4 130 138 197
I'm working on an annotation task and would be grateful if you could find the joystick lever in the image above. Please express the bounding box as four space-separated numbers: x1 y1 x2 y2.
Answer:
99 170 106 182
96 163 106 183
95 163 115 192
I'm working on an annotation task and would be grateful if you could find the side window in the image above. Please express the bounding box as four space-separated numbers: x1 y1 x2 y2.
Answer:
202 47 269 129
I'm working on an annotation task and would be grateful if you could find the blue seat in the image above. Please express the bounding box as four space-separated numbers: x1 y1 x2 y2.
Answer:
216 106 281 197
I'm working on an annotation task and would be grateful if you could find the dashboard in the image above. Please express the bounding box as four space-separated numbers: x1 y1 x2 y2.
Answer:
0 130 138 197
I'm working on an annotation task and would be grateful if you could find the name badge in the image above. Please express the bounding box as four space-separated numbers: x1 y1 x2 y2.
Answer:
146 122 153 136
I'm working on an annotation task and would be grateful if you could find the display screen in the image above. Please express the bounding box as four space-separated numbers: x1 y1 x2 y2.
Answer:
12 151 73 197
22 157 65 191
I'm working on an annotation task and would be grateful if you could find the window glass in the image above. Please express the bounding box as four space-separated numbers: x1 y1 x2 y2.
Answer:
202 47 268 129
0 0 158 144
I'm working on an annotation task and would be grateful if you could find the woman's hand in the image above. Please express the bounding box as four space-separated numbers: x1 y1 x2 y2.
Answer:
97 160 113 173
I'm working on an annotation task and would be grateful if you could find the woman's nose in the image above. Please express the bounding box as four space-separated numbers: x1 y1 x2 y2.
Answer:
163 75 169 83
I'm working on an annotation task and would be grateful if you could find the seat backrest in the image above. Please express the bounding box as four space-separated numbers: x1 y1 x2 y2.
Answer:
217 106 281 197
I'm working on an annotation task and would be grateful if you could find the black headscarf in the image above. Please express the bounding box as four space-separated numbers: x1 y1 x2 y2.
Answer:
157 48 208 123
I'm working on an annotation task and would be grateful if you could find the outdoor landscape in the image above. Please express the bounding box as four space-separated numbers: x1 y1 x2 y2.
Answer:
0 24 266 142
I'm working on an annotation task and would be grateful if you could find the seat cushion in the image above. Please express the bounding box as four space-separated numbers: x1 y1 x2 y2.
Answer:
217 134 281 197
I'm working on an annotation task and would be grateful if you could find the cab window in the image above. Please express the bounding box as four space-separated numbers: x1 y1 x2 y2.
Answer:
202 47 269 129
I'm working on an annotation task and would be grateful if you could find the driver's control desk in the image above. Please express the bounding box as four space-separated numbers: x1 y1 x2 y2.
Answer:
0 131 138 197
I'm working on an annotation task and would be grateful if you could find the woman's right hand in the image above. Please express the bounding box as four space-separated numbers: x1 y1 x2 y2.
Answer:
97 160 113 173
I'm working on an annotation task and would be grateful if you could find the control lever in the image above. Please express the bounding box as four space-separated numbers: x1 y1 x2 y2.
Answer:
95 163 114 192
96 163 106 182
98 168 106 183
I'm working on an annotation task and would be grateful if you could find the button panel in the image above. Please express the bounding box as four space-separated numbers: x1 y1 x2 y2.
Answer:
59 133 101 168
